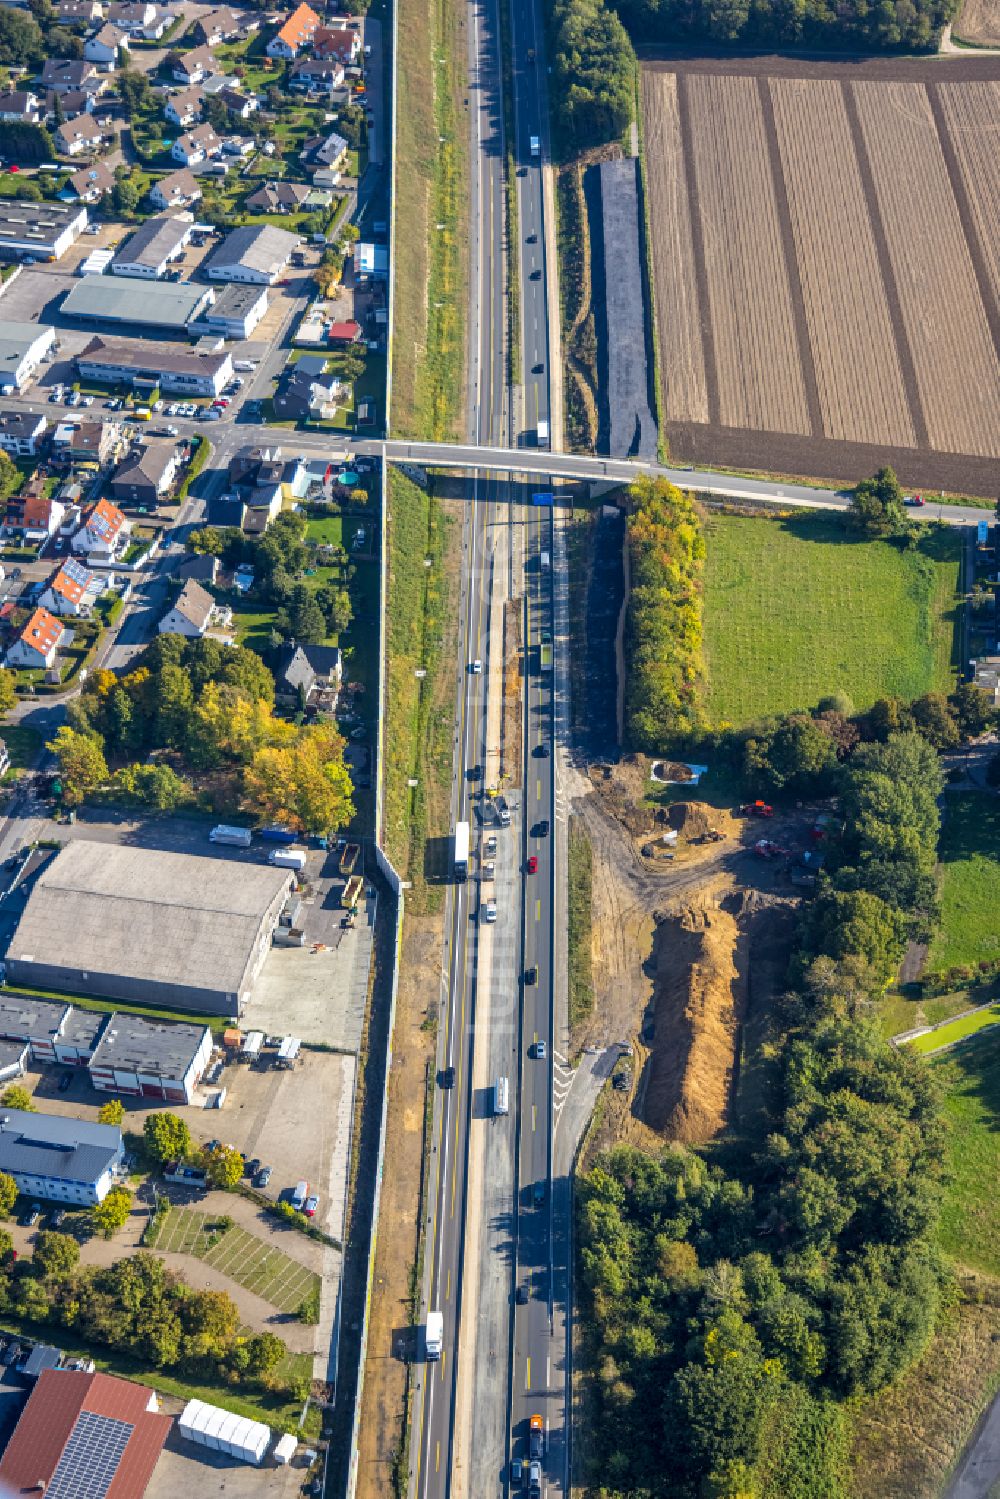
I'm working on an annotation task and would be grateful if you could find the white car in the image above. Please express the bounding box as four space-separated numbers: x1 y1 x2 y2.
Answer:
470 659 483 675
483 899 497 924
304 1194 319 1217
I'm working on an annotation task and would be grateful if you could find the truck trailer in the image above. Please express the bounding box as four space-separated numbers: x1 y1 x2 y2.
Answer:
453 820 470 880
426 1310 443 1361
210 825 253 847
268 846 308 871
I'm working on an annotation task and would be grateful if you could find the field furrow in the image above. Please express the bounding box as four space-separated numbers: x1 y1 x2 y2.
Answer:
853 80 1000 458
770 78 915 448
640 70 709 425
687 73 810 435
937 81 1000 311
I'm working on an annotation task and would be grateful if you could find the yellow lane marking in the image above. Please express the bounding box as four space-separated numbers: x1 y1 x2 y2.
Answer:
532 1103 537 1132
526 1357 531 1391
536 778 541 801
436 1442 440 1474
535 899 541 922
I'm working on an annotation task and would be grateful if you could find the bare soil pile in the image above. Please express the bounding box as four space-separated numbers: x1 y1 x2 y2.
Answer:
641 902 743 1142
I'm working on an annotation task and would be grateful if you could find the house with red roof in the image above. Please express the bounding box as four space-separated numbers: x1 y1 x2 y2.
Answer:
0 1368 171 1498
6 606 67 669
266 0 320 57
72 496 131 562
4 488 66 540
41 556 103 617
313 23 360 63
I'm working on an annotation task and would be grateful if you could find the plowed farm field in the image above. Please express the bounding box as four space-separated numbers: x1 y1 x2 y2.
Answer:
641 55 1000 490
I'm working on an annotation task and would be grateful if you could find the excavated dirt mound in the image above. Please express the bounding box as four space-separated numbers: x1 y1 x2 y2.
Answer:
666 801 712 838
640 902 743 1142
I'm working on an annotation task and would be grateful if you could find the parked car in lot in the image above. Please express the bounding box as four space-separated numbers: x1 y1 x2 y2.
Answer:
255 1165 272 1188
20 1204 40 1228
303 1194 319 1217
57 1071 73 1092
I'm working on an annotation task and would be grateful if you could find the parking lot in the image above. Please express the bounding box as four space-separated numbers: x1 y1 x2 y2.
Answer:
146 1419 316 1499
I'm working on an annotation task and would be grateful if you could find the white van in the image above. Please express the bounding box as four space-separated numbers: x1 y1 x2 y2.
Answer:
291 1179 309 1212
493 1076 509 1116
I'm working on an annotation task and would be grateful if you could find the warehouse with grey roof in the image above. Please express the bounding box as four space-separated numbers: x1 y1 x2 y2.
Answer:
6 840 293 1017
62 275 215 333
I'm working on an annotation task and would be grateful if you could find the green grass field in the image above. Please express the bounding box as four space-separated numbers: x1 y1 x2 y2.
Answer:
928 792 1000 973
932 1027 1000 1274
146 1208 320 1316
905 1004 1000 1055
701 514 961 725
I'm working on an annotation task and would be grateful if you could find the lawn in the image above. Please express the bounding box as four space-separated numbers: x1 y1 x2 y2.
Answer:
904 1004 1000 1056
927 792 1000 974
880 986 988 1043
1 724 41 780
701 514 961 726
932 1027 1000 1274
145 1208 321 1317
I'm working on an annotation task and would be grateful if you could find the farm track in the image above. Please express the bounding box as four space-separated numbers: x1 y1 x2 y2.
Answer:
770 78 915 448
640 70 709 424
686 73 810 435
852 80 1000 458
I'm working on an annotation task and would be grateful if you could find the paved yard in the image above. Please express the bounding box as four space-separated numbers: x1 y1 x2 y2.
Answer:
146 1417 317 1499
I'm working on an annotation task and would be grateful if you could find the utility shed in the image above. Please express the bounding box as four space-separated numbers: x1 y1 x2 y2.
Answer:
6 840 293 1017
598 158 657 462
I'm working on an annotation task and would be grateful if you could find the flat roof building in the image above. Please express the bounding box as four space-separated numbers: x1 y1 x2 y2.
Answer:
77 336 232 396
0 200 87 262
197 280 268 339
89 1011 213 1104
0 991 106 1065
0 1108 123 1205
0 321 56 392
110 214 194 279
7 839 294 1016
63 275 215 332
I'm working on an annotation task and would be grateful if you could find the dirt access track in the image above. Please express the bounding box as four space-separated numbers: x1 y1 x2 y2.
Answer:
641 50 1000 493
575 762 808 1155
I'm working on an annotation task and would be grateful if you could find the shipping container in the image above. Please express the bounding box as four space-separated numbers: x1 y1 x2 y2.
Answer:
259 825 297 845
210 825 253 847
342 874 364 910
339 841 360 876
179 1400 271 1465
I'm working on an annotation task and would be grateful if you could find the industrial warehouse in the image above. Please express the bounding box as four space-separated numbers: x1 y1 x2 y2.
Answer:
6 841 294 1016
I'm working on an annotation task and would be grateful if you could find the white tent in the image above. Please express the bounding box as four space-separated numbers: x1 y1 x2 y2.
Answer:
179 1399 271 1465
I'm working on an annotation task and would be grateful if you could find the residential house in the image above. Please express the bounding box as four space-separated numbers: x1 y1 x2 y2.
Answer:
66 158 116 202
148 167 202 210
52 418 120 470
72 496 131 561
328 319 361 346
206 222 299 284
41 58 99 94
5 491 65 540
111 439 179 508
273 361 341 422
245 180 311 214
266 1 320 58
0 90 41 123
158 577 214 637
40 557 102 617
0 409 47 457
310 128 348 170
54 111 103 156
6 606 65 670
171 122 221 167
58 0 106 22
106 0 167 31
225 445 292 533
193 5 239 44
290 56 345 91
216 85 256 118
275 640 342 705
46 86 97 117
166 43 217 84
313 23 361 63
164 86 203 126
83 21 128 64
173 550 219 586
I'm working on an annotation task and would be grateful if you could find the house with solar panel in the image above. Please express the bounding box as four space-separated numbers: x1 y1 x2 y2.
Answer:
0 1108 123 1204
71 496 131 563
40 557 104 618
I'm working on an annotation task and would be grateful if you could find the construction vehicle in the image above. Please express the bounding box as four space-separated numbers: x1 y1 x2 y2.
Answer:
701 828 725 843
529 1415 544 1459
754 839 789 859
342 873 364 910
339 842 360 876
740 801 774 818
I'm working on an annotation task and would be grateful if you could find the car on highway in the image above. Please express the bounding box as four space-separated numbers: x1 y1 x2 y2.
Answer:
532 362 544 374
528 1459 542 1495
511 1456 523 1483
441 1066 456 1089
466 763 482 782
533 819 550 838
533 742 550 758
524 965 537 986
526 855 538 874
530 268 541 280
526 232 537 243
304 1194 319 1217
534 1039 546 1060
469 658 483 674
529 1414 544 1458
482 899 497 924
516 1285 529 1305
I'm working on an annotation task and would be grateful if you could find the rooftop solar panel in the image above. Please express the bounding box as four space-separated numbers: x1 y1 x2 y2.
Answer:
48 1410 134 1499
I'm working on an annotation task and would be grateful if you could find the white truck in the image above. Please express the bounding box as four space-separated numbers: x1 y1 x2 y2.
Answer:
210 825 252 847
426 1310 443 1361
530 135 540 157
454 820 470 881
268 846 308 871
536 419 549 448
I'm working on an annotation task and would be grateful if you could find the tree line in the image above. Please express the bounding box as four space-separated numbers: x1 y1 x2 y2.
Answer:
578 732 948 1497
624 477 707 751
547 0 635 155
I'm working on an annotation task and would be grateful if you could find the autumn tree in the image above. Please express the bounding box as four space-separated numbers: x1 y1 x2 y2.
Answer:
0 668 17 717
91 1186 132 1239
33 1230 80 1280
0 1171 17 1219
47 726 108 806
143 1112 191 1164
98 1099 126 1126
201 1143 243 1191
1 1085 34 1112
242 723 354 835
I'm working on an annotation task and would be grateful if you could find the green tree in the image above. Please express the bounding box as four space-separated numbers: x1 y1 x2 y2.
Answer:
189 525 227 556
143 1112 191 1164
276 584 327 645
0 7 44 65
848 466 907 537
113 761 193 810
111 172 141 217
0 448 19 503
235 1330 285 1378
33 1230 80 1280
1 1085 34 1112
201 1143 243 1191
47 726 108 806
0 1171 17 1219
91 1186 132 1240
948 681 995 741
910 691 959 750
744 714 839 794
0 668 17 717
97 1099 125 1126
117 68 151 116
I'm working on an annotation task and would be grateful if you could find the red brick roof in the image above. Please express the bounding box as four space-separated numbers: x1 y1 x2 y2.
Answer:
50 557 92 605
20 492 57 531
314 24 356 58
17 605 63 657
0 1368 172 1498
86 495 127 545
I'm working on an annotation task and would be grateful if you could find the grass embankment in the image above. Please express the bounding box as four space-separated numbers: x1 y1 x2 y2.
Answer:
928 791 1000 975
382 471 455 908
702 513 961 726
567 815 594 1032
556 162 599 452
391 0 468 437
933 1026 1000 1275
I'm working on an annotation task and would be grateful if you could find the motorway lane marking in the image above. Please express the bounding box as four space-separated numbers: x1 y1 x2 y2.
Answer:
526 1357 531 1391
435 1440 440 1473
536 778 541 800
532 1102 537 1132
535 898 541 921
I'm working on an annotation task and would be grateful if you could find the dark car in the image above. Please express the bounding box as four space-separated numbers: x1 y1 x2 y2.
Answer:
256 1165 272 1189
49 1208 66 1229
533 742 550 758
530 268 541 280
516 1284 529 1304
466 764 482 783
524 965 538 986
20 1205 40 1228
533 820 550 839
526 233 537 243
533 1181 546 1206
441 1066 456 1089
532 363 544 374
245 1157 261 1179
57 1071 73 1092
